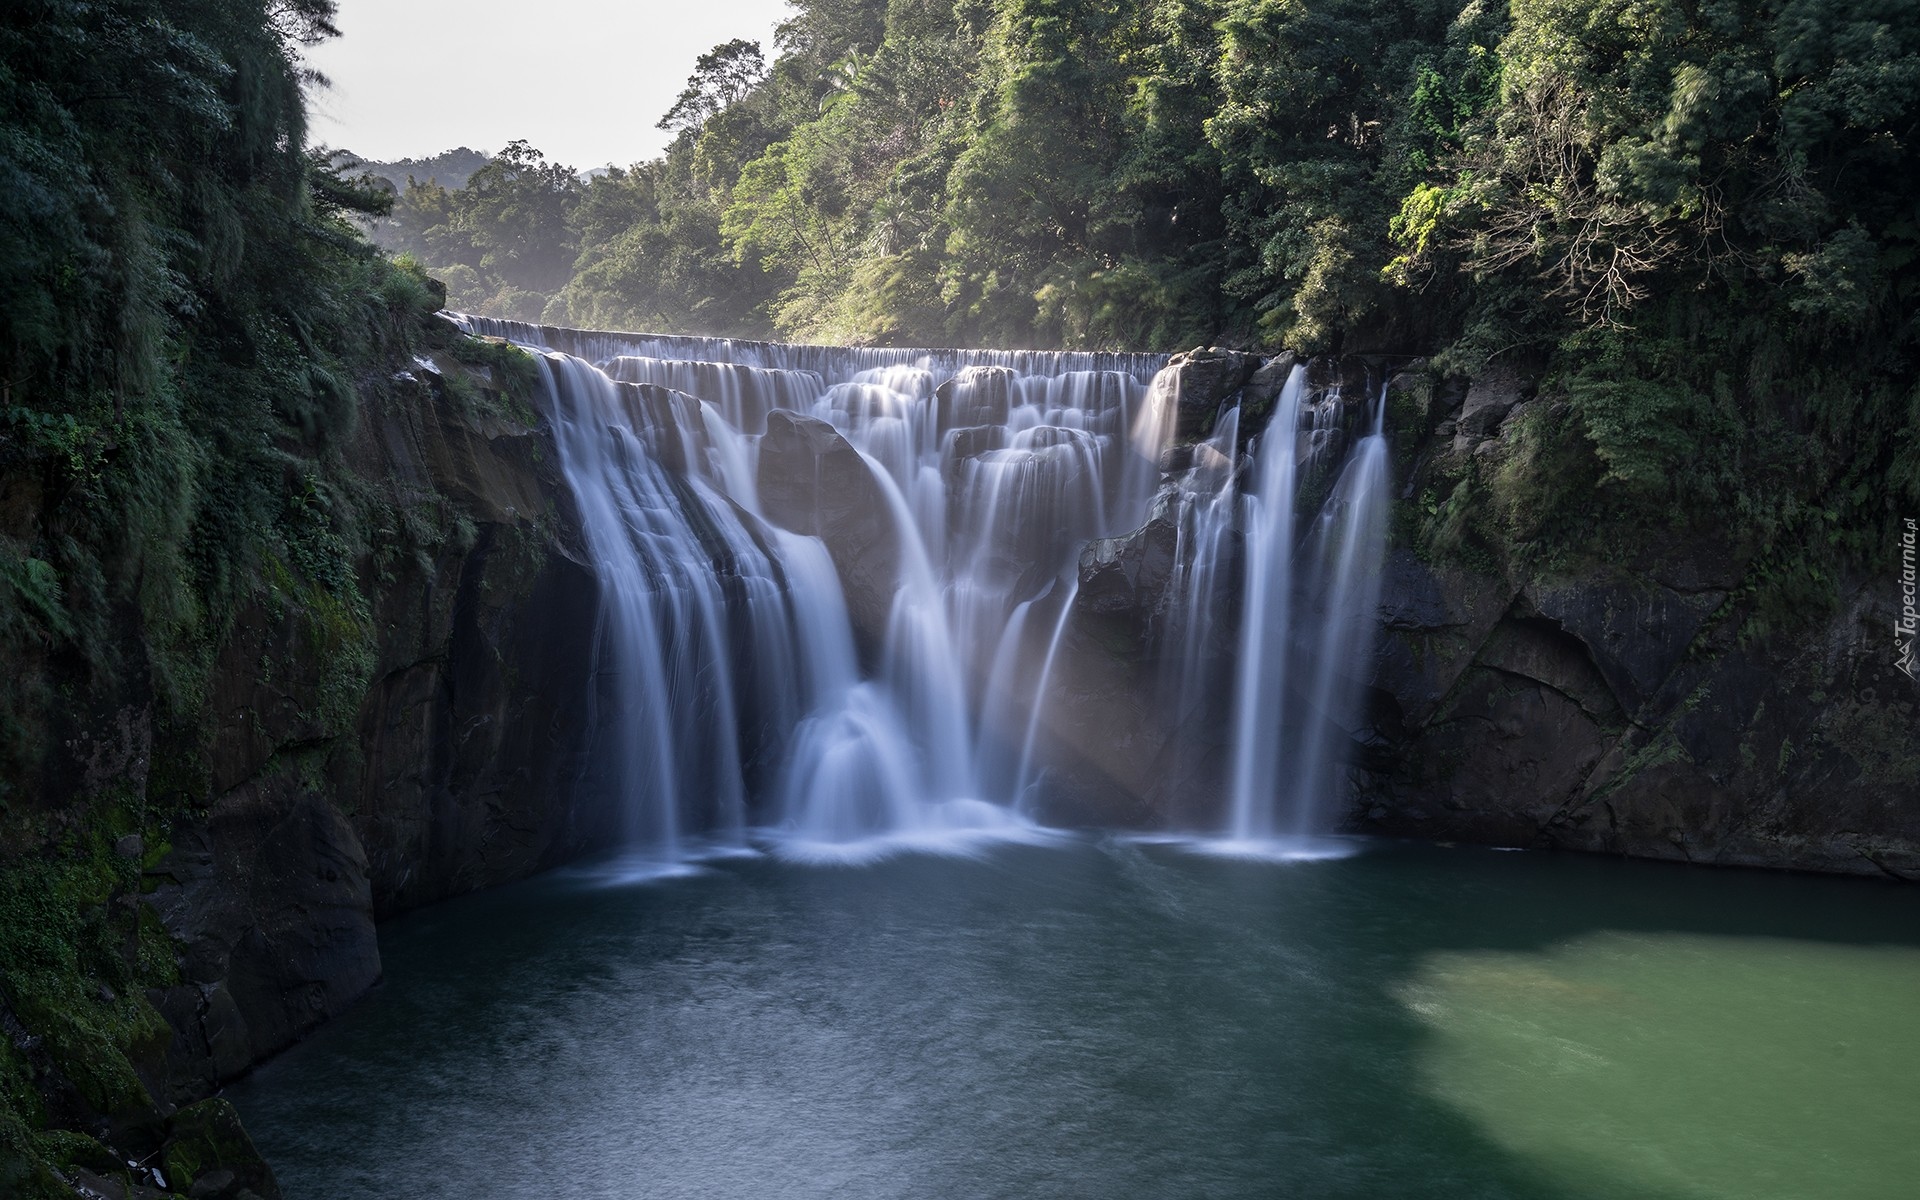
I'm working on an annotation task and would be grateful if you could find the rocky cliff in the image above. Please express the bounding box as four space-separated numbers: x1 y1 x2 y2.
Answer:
1030 349 1920 880
1363 366 1919 880
1 329 603 1198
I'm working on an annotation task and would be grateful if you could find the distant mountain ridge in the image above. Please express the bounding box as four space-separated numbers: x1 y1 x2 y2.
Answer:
342 146 492 191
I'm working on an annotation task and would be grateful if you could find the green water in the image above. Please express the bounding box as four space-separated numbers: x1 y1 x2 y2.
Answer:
227 839 1920 1199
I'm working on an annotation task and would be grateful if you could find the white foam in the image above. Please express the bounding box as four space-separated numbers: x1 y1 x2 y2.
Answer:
760 802 1068 866
1173 834 1364 863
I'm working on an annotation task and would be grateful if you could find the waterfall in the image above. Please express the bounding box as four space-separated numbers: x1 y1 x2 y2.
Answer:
455 315 1388 863
1171 369 1392 854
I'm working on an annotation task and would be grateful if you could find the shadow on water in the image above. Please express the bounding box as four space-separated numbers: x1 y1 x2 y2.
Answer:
226 841 1920 1200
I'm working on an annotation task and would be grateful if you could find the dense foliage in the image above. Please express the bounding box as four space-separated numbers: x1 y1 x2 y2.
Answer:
0 3 511 1189
0 0 458 807
373 0 1916 602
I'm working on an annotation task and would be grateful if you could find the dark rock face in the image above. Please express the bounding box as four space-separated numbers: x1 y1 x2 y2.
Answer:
1357 421 1918 880
1373 550 1516 728
1524 581 1724 713
758 409 900 648
1027 351 1917 880
145 787 379 1101
1362 555 1920 877
347 515 600 918
3 351 604 1198
1075 501 1181 650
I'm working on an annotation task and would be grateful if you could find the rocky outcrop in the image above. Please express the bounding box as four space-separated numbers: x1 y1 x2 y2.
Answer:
1033 349 1919 879
134 356 604 1109
757 410 900 648
1033 505 1190 827
933 366 1016 435
337 378 602 915
1363 551 1920 878
0 339 601 1199
1452 364 1536 446
144 787 379 1103
1159 348 1261 442
1346 363 1920 875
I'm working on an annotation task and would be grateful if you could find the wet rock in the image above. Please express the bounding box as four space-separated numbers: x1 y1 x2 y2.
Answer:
943 424 1007 486
1161 347 1262 442
1362 532 1920 876
1076 504 1181 649
757 409 900 647
946 424 1005 463
1386 662 1617 846
144 787 378 1086
1372 551 1517 727
189 1169 237 1198
161 1099 280 1200
933 366 1016 435
1157 445 1196 474
1236 352 1302 442
1027 504 1195 829
611 383 693 474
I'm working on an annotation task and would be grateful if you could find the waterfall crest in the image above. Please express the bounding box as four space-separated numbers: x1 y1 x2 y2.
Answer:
456 315 1389 863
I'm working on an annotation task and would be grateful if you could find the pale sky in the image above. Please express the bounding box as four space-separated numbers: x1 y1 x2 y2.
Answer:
304 1 794 170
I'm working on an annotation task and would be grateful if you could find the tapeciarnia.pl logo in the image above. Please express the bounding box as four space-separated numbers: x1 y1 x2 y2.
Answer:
1900 517 1918 681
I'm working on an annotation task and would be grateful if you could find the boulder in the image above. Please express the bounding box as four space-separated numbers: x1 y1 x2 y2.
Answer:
1455 364 1537 445
933 365 1016 435
757 410 901 647
942 424 1008 487
1160 347 1262 442
1075 501 1182 653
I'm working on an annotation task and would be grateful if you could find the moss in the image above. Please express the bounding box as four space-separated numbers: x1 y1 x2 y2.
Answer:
443 331 541 420
1817 696 1920 795
1415 460 1506 579
0 1036 48 1137
257 550 378 739
31 1128 121 1174
6 972 162 1116
0 802 188 1152
0 1147 72 1200
162 1098 275 1194
135 906 181 988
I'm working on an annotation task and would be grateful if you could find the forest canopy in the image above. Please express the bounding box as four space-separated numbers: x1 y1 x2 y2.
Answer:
359 0 1916 613
366 0 1917 358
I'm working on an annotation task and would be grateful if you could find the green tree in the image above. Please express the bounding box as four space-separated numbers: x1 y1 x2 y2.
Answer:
659 39 770 135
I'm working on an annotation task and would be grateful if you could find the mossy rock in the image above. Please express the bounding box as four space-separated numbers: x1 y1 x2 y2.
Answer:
162 1098 278 1199
32 1126 122 1173
0 1145 74 1200
5 969 163 1117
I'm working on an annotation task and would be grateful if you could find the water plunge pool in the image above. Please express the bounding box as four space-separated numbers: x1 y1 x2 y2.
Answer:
229 840 1920 1199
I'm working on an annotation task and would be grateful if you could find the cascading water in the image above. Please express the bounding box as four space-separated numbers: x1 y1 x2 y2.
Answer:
454 314 1388 863
1171 368 1393 853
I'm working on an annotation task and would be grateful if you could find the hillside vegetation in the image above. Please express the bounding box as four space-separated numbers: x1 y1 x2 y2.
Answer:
2 6 512 1191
